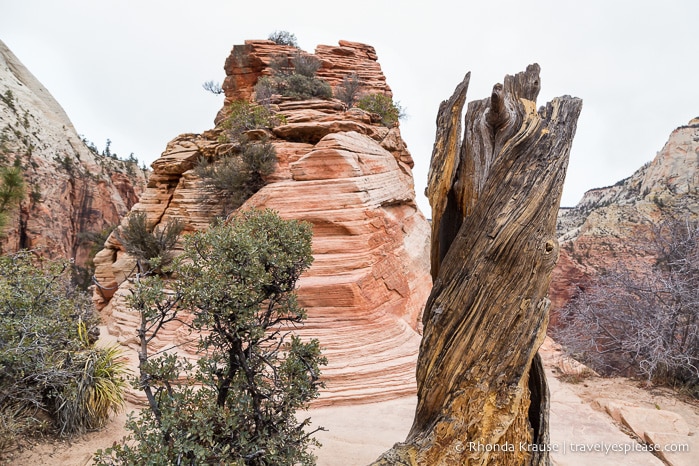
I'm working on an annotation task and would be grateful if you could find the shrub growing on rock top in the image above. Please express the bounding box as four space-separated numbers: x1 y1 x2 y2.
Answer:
195 138 277 214
255 51 332 102
268 30 298 48
356 93 405 128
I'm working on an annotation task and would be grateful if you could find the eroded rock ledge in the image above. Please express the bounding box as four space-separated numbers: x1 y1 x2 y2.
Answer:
93 40 432 405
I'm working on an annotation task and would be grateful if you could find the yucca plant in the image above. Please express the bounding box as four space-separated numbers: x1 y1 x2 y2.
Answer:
52 321 130 435
57 321 130 432
84 344 129 426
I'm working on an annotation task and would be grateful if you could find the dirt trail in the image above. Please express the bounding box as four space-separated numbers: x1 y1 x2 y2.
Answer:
5 338 698 465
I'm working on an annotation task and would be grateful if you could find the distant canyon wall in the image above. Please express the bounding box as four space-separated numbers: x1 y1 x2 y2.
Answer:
0 40 147 265
550 117 699 313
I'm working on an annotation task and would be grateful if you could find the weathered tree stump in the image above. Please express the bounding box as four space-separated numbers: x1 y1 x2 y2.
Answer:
371 65 582 465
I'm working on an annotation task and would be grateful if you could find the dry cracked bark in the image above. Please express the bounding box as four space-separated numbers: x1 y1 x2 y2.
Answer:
371 64 582 465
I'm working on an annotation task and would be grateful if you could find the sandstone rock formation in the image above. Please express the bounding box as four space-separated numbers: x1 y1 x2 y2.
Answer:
0 39 147 265
94 40 432 405
550 118 699 312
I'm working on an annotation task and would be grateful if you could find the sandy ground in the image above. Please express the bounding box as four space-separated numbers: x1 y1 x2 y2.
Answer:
4 339 698 465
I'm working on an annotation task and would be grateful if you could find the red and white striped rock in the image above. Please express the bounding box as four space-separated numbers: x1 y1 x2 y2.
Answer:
95 40 432 405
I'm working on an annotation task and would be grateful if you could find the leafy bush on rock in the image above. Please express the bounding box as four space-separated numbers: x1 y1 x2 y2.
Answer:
356 93 405 128
221 100 281 140
255 51 332 102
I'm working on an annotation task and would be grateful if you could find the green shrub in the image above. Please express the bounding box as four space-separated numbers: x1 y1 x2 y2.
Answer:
0 165 24 232
268 30 298 47
195 139 277 213
222 100 280 141
255 51 332 102
113 212 184 273
356 93 405 127
0 252 128 455
94 209 325 466
285 74 332 101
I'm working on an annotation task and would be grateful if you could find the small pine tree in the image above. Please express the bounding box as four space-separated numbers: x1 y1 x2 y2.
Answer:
0 165 24 232
113 212 184 273
103 139 112 158
94 209 326 465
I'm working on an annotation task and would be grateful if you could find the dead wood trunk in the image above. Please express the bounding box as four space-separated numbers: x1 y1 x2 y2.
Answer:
371 65 582 465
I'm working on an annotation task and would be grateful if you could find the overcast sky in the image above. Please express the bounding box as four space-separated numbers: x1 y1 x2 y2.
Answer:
2 0 697 214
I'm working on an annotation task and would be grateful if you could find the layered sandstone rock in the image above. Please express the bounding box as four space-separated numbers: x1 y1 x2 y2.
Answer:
220 40 392 112
550 118 699 312
0 40 147 264
94 40 432 404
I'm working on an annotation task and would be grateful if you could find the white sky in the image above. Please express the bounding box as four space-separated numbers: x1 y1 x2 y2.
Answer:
1 0 697 214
